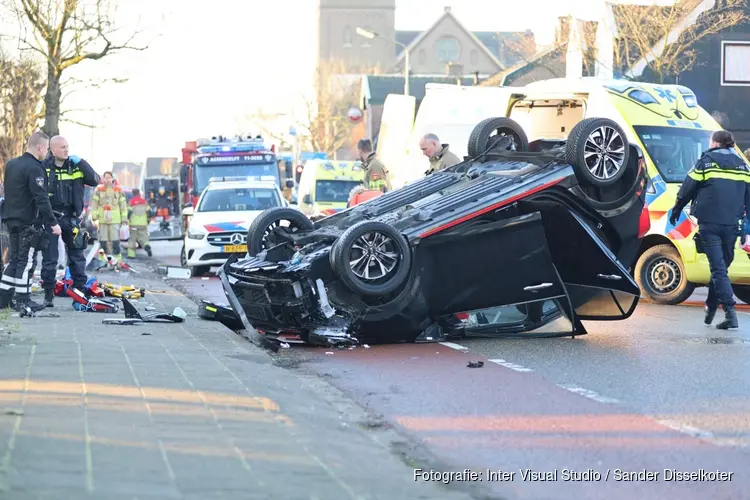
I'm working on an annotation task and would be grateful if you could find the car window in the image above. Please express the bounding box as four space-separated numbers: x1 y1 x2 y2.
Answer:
633 126 712 183
315 180 362 203
198 188 280 212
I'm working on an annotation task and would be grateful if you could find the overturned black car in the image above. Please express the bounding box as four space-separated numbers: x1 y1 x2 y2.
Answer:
219 116 651 347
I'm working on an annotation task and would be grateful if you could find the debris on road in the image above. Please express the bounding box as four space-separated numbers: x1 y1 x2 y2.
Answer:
157 265 191 279
102 298 186 325
2 408 24 416
197 300 244 330
467 361 484 368
280 342 290 349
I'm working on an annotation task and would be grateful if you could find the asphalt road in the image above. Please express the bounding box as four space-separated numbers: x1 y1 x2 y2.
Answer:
148 240 750 500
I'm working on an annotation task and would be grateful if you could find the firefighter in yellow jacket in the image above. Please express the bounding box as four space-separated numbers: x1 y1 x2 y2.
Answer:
90 171 127 260
126 188 152 258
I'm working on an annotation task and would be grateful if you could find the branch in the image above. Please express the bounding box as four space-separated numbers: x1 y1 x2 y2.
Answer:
59 30 148 71
60 117 96 128
18 0 51 40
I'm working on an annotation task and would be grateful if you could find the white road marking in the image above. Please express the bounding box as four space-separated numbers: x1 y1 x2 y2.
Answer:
656 419 715 439
488 359 534 372
556 384 621 404
436 342 730 446
439 342 469 351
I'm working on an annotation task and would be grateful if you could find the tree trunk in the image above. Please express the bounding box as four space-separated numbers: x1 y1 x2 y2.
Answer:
43 64 62 137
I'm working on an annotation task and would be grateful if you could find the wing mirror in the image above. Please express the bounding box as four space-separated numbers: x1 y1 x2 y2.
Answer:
183 206 194 216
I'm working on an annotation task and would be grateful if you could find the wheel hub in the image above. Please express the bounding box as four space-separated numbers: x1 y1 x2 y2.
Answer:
349 231 399 281
649 257 681 293
584 126 626 180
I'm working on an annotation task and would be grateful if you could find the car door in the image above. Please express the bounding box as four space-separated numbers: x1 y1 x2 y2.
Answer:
419 211 569 317
539 206 642 320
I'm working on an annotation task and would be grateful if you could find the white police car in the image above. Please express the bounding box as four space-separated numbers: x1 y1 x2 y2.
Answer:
181 177 290 277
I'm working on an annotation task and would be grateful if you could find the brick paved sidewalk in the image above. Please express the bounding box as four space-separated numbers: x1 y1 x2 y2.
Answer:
0 266 473 500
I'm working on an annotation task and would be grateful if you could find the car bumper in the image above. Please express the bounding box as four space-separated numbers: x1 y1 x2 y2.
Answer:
185 237 247 267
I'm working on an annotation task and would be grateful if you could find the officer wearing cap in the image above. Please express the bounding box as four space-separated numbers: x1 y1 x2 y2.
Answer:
40 135 100 307
669 130 750 329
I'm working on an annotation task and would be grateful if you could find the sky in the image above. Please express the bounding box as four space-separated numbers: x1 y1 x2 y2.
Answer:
2 0 583 172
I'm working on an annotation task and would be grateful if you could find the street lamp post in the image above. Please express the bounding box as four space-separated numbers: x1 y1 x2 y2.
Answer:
356 27 409 96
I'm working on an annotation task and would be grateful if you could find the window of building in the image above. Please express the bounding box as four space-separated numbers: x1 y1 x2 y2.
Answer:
470 49 478 65
722 41 750 86
343 26 352 47
436 36 461 62
418 48 426 65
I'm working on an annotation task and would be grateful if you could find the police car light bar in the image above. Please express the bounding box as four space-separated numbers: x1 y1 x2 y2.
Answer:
208 175 278 183
195 135 270 154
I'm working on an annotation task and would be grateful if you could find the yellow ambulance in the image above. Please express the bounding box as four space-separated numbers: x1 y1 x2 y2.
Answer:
297 160 365 218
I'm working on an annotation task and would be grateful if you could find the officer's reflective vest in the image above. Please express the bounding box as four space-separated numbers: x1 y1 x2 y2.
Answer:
46 160 84 212
90 185 127 224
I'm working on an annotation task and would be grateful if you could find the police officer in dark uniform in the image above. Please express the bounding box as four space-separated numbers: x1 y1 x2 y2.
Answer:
0 131 62 312
41 135 100 306
669 130 750 329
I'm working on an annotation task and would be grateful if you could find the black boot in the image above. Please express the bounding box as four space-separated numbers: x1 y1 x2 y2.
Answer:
704 305 717 325
43 288 55 308
0 291 12 310
14 294 46 314
145 244 152 257
716 306 739 330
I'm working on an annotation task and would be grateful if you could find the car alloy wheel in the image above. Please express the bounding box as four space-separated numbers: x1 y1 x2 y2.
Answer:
647 256 681 294
348 231 400 281
331 220 412 296
584 126 626 181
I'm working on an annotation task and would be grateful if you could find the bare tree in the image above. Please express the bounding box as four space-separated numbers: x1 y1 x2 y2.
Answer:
503 33 564 79
500 20 598 81
9 0 148 136
0 50 44 180
300 59 361 157
612 0 750 82
244 108 295 150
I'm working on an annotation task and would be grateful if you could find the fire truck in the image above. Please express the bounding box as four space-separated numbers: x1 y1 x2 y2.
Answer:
180 136 294 228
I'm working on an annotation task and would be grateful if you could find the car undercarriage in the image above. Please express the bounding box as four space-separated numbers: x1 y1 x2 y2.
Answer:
219 116 650 348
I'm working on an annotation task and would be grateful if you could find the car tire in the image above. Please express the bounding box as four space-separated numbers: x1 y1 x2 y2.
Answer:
467 117 529 158
190 265 210 277
732 285 750 305
330 220 412 296
180 243 188 267
247 207 314 257
634 244 695 305
565 117 630 187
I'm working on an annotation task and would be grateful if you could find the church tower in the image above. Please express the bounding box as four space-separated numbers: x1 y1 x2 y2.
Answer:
317 0 396 71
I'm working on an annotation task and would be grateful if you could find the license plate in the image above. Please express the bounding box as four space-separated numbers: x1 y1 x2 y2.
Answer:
223 245 247 253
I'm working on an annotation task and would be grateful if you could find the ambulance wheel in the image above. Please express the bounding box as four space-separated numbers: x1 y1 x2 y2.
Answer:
247 207 314 257
634 244 694 305
467 117 529 158
732 285 750 305
565 117 630 187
